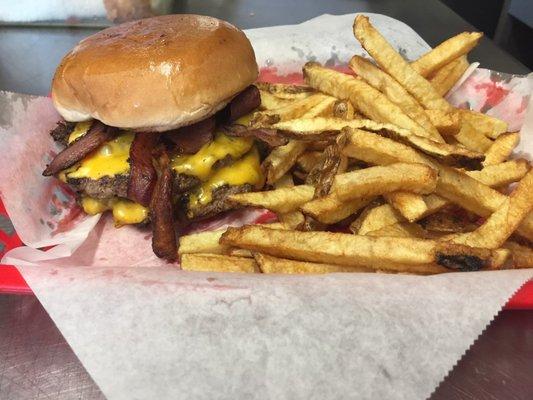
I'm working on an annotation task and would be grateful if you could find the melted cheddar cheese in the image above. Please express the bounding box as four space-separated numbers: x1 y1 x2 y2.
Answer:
68 121 93 144
171 132 253 180
81 197 148 226
189 147 262 208
67 132 134 180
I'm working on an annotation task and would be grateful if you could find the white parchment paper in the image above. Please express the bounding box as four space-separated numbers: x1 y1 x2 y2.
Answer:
1 13 532 400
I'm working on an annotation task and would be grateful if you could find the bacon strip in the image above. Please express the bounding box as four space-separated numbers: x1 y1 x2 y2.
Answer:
166 116 215 154
150 153 177 261
223 125 288 147
43 121 116 176
127 132 158 206
220 85 261 123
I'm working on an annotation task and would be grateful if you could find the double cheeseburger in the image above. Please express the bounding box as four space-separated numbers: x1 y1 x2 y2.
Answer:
43 14 265 260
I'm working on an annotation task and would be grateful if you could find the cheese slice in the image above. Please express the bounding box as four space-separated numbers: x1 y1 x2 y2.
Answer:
171 132 253 180
189 147 262 209
81 197 148 226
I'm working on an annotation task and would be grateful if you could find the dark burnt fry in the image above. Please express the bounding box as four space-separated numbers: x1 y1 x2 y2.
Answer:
43 121 116 176
166 116 215 154
306 133 347 196
127 132 158 206
219 85 261 123
223 125 288 147
150 153 177 261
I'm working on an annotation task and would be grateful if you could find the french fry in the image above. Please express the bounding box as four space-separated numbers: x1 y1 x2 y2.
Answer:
254 253 371 274
255 82 315 99
271 117 483 168
366 222 428 239
454 119 493 152
253 93 330 125
425 109 461 136
306 134 347 195
221 225 506 272
429 56 470 96
341 127 533 241
354 161 531 235
180 253 258 273
228 185 315 214
331 163 437 201
278 211 305 230
259 91 293 111
301 196 373 224
227 248 254 258
178 229 227 255
460 110 508 139
301 96 337 118
465 159 530 186
273 173 295 188
262 140 308 184
504 242 533 269
419 210 478 234
351 202 402 234
333 99 356 120
452 170 533 249
384 191 429 222
483 132 520 166
303 63 437 139
297 151 323 173
353 15 452 111
411 32 482 77
349 55 443 142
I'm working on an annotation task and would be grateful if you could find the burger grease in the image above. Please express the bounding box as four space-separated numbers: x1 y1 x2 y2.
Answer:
44 14 263 259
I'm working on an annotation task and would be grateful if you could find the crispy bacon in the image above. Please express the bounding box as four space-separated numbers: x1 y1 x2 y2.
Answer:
219 85 261 123
150 153 177 261
127 132 158 206
43 121 116 176
166 116 215 154
223 125 288 147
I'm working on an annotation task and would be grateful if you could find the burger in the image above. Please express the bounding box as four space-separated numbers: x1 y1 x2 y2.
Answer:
43 14 266 261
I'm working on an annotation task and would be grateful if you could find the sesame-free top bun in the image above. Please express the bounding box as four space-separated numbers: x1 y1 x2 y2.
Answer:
51 14 258 131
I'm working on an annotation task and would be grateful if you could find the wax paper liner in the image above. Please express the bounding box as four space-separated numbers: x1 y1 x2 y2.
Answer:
1 13 532 400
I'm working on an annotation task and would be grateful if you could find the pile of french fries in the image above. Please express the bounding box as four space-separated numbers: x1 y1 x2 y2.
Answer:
179 15 532 275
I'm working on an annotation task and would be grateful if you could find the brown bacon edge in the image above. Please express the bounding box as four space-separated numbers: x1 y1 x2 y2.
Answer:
127 132 158 206
43 121 116 176
150 152 177 261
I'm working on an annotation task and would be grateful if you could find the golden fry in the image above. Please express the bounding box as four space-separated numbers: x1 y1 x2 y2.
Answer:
384 191 429 222
253 93 330 125
331 163 437 201
411 32 482 77
229 185 315 214
452 170 533 249
342 127 533 241
353 15 452 111
483 132 520 166
504 242 533 269
178 229 227 255
350 55 443 141
254 253 371 274
460 110 508 139
180 253 258 273
278 211 306 230
259 91 293 111
333 99 356 120
300 96 338 118
221 225 505 272
454 119 493 152
465 159 530 186
262 140 308 184
425 109 461 136
366 222 428 239
303 63 435 139
429 56 470 96
273 173 295 189
301 196 373 224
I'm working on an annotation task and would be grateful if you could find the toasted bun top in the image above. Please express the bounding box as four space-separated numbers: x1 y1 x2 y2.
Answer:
51 14 258 131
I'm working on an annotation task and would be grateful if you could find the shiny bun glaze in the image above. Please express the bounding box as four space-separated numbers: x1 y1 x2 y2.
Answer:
51 14 258 131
